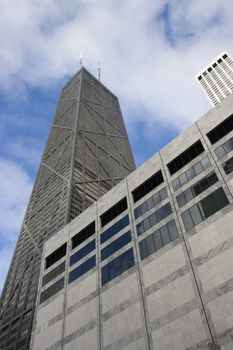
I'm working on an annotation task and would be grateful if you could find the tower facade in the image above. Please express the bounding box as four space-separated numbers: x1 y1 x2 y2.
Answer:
0 67 135 350
196 52 233 106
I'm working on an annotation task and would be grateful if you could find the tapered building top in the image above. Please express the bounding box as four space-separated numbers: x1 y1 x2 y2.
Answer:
196 51 233 106
0 66 135 350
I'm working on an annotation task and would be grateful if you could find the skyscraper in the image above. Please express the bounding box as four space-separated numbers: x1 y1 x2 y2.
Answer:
196 51 233 106
0 67 135 350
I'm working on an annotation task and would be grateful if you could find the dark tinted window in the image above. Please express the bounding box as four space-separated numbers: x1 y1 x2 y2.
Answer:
101 248 134 285
167 141 204 175
223 54 228 59
46 244 66 269
69 256 96 284
101 198 127 227
101 231 131 261
42 261 65 287
132 171 164 202
72 222 95 249
207 114 233 144
176 172 218 208
70 240 95 266
223 156 233 175
181 187 229 231
136 203 172 236
40 278 64 303
139 220 178 260
100 215 129 244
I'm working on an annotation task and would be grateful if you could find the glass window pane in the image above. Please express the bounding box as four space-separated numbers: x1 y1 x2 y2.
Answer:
153 230 163 250
177 193 186 208
145 235 155 255
186 167 195 181
139 240 148 260
143 217 151 232
140 202 148 215
150 212 157 227
160 187 168 201
223 158 233 175
147 196 154 211
163 203 172 217
223 139 233 154
160 225 170 245
190 205 203 226
201 156 211 169
167 220 178 240
192 183 202 196
179 173 188 186
215 146 226 159
172 178 180 191
193 162 203 176
136 222 144 236
134 207 141 219
185 188 194 202
153 192 161 205
181 210 194 231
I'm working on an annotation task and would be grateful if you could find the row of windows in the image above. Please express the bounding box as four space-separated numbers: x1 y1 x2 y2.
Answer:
100 215 129 244
172 156 211 192
134 187 168 219
176 172 218 208
167 141 204 175
207 113 233 145
136 203 172 236
70 239 95 266
223 156 233 175
139 220 179 260
101 198 127 227
101 248 135 285
132 170 164 202
181 187 229 231
69 256 96 284
101 231 132 261
40 278 64 304
42 261 65 287
215 135 233 160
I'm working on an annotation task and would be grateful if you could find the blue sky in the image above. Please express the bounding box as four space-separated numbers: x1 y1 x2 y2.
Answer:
0 0 233 292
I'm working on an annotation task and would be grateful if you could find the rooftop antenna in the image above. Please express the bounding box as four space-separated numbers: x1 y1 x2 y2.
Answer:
98 61 101 81
79 49 83 68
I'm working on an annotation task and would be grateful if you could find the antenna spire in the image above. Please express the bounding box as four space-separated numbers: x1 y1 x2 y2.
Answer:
98 62 101 81
80 49 83 68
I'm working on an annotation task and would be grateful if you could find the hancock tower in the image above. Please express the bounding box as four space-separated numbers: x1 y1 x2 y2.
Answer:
0 67 136 350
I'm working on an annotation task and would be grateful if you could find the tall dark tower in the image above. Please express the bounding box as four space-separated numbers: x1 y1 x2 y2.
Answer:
0 67 136 350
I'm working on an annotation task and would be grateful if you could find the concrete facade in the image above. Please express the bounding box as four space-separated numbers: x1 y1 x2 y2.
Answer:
31 94 233 350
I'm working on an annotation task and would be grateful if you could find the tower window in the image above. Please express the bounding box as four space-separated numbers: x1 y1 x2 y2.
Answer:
100 198 127 227
45 244 67 269
207 114 233 144
132 170 164 202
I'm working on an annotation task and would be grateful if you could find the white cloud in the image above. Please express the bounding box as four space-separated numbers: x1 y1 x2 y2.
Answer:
0 0 232 128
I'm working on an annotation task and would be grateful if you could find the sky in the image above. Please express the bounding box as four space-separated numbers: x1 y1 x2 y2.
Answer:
0 0 233 293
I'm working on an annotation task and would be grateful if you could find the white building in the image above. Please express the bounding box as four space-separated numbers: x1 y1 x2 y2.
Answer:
196 52 233 106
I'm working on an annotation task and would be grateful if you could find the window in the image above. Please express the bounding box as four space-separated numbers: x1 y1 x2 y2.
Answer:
40 278 64 304
69 256 96 284
101 198 127 227
132 170 164 202
101 231 131 261
172 156 211 191
42 261 65 286
139 220 178 260
136 203 172 236
167 141 205 175
72 222 95 249
100 215 129 244
45 244 66 269
70 240 95 266
223 54 228 59
222 156 233 174
176 172 218 208
134 187 168 219
207 114 233 144
181 187 229 231
215 136 233 160
101 248 134 285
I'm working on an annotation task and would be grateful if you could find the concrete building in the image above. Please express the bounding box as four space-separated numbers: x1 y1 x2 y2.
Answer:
196 52 233 106
30 93 233 350
0 67 135 350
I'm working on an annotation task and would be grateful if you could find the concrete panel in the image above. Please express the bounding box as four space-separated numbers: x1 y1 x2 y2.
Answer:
102 302 143 348
66 272 97 307
147 274 195 321
33 320 62 350
142 244 186 287
208 290 233 333
151 309 206 350
64 327 98 350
